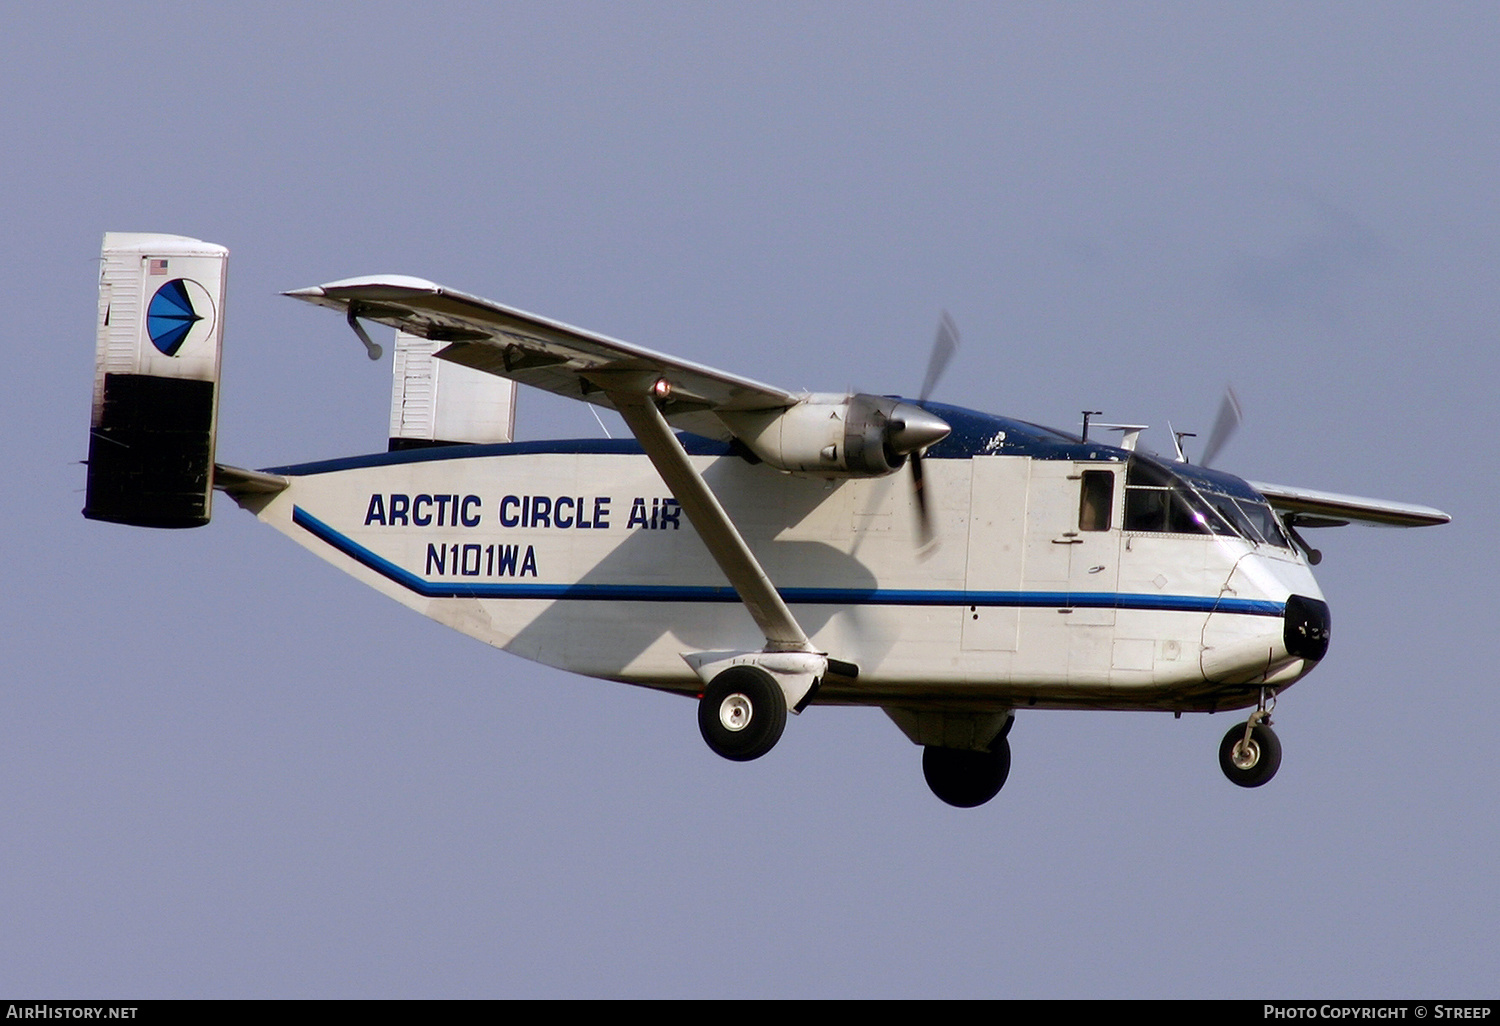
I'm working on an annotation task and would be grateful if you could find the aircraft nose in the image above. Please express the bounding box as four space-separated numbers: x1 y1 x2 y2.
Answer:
887 403 951 455
1283 594 1331 662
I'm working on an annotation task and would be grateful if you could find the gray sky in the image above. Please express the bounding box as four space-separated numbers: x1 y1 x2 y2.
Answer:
3 2 1495 998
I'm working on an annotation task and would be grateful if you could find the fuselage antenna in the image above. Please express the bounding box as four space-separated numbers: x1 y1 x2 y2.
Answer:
1080 410 1103 443
1171 425 1196 463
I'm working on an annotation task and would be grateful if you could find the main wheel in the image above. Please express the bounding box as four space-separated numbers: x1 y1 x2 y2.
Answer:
1218 720 1282 788
922 739 1011 808
698 666 787 762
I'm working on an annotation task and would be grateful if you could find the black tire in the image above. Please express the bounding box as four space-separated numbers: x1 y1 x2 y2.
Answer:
922 738 1012 808
1218 720 1282 788
698 666 787 762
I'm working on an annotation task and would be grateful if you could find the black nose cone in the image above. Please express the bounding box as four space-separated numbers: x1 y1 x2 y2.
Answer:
1284 594 1331 661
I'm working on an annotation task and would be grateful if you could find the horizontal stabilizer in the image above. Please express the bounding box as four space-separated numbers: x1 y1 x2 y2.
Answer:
1250 481 1451 528
213 463 289 497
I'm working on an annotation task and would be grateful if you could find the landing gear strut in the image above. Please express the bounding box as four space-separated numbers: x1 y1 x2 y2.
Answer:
923 738 1011 807
1219 689 1282 788
698 666 787 762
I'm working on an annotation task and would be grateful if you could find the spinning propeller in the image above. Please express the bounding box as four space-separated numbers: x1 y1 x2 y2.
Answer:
1171 386 1242 467
906 312 961 550
1198 386 1242 469
1173 387 1317 560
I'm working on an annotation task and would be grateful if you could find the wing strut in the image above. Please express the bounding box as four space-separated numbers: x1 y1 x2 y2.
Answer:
589 370 813 654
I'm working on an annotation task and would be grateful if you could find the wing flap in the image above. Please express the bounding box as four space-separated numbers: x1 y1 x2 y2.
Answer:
285 276 795 436
1250 480 1451 528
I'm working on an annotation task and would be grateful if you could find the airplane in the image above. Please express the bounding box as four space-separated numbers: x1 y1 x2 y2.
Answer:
84 233 1451 807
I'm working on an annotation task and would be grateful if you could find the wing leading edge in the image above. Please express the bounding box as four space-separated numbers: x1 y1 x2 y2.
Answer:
285 276 796 440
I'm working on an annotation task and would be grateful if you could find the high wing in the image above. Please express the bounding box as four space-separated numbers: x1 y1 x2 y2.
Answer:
1250 480 1451 528
285 276 796 440
288 274 825 671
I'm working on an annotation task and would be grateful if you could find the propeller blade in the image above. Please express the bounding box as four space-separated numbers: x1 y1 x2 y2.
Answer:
1199 387 1242 468
911 450 936 551
909 312 959 555
920 311 961 402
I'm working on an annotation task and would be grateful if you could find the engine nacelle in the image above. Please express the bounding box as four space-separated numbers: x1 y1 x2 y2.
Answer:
718 393 949 477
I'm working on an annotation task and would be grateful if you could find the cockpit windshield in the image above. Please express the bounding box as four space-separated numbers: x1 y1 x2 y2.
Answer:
1124 456 1291 549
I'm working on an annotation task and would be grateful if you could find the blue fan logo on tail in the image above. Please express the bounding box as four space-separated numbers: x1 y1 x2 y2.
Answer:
147 278 211 356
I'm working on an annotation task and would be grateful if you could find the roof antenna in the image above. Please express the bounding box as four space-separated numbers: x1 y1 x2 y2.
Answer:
1080 410 1102 443
1169 423 1196 462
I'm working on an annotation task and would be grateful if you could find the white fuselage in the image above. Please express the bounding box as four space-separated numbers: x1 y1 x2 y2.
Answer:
249 442 1322 714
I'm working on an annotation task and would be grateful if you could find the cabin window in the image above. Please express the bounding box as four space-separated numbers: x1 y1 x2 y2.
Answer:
1078 470 1114 531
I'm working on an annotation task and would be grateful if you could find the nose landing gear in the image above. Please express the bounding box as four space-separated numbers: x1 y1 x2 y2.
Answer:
1219 689 1282 788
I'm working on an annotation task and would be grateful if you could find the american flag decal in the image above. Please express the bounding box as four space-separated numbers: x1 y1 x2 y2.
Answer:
149 258 168 275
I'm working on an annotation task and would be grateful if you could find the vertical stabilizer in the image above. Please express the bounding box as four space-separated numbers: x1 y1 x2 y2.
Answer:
388 330 516 450
85 233 228 528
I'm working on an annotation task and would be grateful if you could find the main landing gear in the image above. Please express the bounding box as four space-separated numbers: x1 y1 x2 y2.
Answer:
1219 689 1282 788
698 666 787 762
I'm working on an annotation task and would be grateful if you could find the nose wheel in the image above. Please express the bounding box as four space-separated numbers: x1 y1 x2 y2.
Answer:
1218 692 1281 788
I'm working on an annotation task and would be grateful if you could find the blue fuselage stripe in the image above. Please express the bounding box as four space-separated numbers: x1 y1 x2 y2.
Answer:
291 506 1285 617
